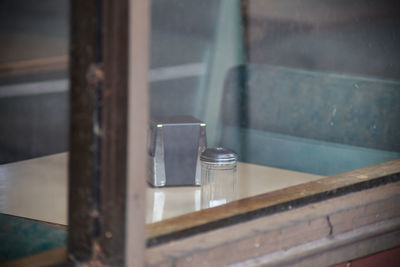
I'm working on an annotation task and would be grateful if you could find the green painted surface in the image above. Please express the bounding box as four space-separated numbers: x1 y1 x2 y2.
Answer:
0 214 67 263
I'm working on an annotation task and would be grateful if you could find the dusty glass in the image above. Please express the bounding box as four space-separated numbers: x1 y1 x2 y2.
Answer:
147 0 400 222
0 0 69 262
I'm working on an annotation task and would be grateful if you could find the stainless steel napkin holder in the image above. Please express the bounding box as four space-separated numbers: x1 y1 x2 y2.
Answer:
147 116 206 187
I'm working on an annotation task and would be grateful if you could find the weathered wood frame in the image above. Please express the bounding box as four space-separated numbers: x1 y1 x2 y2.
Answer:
68 0 131 265
145 160 400 266
1 0 400 266
68 0 148 266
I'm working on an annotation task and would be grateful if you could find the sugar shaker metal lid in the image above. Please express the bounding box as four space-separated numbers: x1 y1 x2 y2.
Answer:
200 147 237 163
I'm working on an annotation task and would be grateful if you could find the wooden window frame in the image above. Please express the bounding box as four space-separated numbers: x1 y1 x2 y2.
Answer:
2 0 400 266
67 0 148 265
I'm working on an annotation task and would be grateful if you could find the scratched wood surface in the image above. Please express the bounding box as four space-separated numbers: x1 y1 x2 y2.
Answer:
146 159 400 242
146 180 400 266
4 180 400 267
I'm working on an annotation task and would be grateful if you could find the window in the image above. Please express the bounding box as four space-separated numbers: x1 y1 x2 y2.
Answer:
0 0 69 262
147 0 400 223
1 0 399 265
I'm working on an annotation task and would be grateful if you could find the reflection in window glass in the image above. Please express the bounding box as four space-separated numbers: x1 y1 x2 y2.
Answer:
225 0 400 175
0 0 69 164
147 0 400 222
0 0 69 262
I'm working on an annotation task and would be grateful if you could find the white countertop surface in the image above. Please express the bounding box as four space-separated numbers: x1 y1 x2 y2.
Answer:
0 153 322 224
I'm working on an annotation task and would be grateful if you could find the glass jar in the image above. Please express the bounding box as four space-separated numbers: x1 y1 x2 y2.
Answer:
200 147 238 209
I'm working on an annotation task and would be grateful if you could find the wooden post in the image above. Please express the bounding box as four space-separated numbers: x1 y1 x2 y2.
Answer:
68 0 99 262
68 0 148 265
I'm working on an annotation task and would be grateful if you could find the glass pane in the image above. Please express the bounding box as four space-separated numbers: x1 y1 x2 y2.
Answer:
147 0 400 223
233 0 400 176
0 0 69 163
0 0 68 262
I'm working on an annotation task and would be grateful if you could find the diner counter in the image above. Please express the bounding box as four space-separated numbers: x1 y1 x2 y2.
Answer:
0 153 322 225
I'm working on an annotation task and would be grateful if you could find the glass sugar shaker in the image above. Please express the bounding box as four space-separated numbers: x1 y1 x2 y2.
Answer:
200 147 238 209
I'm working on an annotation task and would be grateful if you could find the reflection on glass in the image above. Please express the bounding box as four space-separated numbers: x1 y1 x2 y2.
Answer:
151 191 166 223
224 0 400 176
0 0 69 262
0 0 69 164
147 187 201 223
148 0 400 221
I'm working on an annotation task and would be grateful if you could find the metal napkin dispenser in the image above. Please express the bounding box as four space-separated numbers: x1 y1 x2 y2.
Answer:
147 116 207 187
